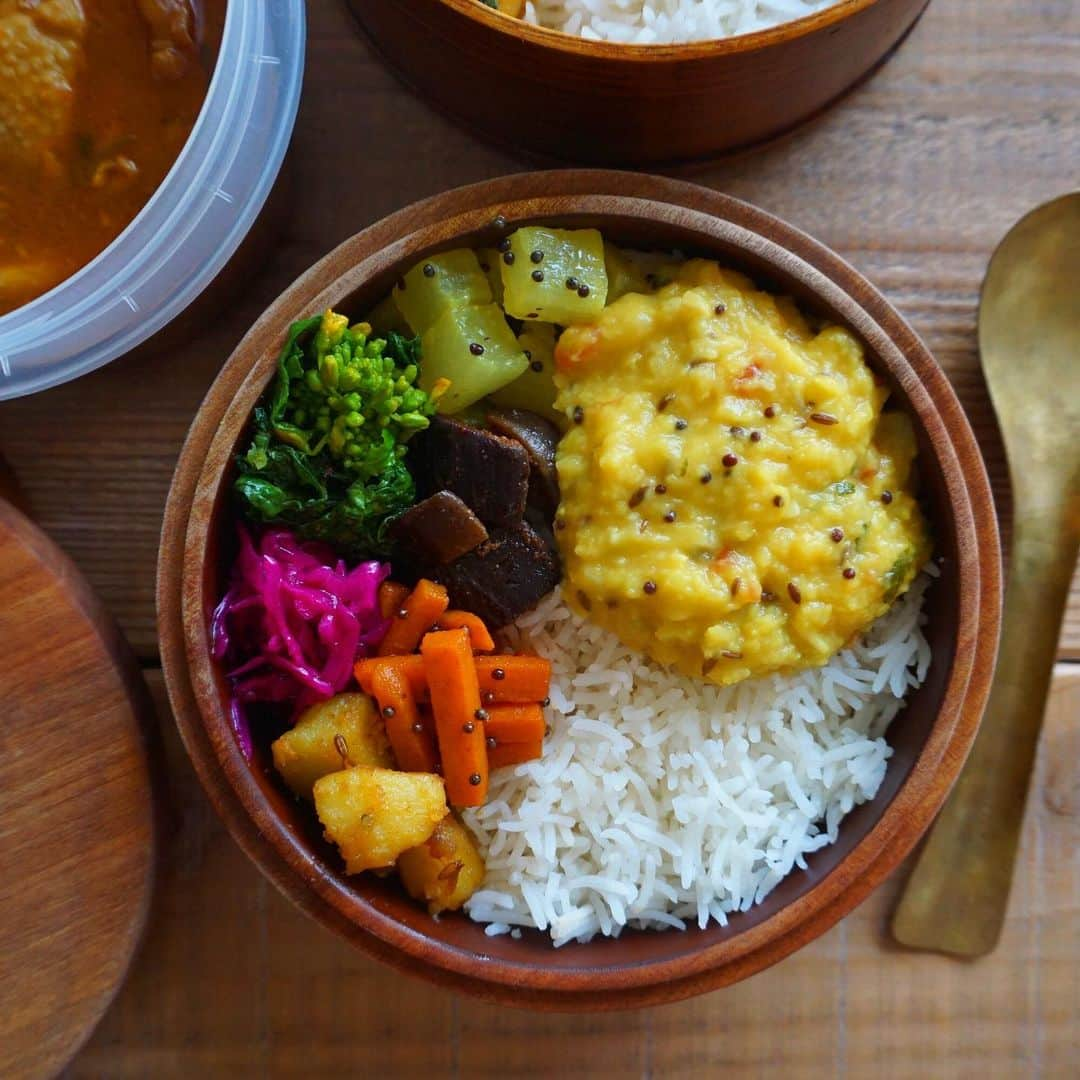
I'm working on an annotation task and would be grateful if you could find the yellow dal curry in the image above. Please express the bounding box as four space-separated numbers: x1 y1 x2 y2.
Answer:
554 259 930 685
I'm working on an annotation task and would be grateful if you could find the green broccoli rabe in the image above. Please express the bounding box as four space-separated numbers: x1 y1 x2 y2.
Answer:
234 310 436 558
271 310 436 473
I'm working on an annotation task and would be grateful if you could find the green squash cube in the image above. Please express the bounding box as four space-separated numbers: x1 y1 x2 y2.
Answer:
475 247 505 306
393 249 492 334
604 243 684 302
500 226 607 325
365 292 410 337
488 323 563 427
419 303 529 414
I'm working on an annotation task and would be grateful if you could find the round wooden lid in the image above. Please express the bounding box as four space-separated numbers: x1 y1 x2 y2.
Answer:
0 497 155 1080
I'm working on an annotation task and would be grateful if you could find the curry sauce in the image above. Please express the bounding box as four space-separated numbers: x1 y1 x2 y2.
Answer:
0 0 225 316
554 259 930 685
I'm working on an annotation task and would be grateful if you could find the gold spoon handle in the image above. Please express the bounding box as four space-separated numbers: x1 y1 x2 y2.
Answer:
892 499 1078 956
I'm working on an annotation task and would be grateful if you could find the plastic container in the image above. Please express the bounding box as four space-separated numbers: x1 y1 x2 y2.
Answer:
0 0 306 402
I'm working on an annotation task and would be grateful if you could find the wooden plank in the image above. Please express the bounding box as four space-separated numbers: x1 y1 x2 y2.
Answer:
0 0 1076 659
73 668 1079 1077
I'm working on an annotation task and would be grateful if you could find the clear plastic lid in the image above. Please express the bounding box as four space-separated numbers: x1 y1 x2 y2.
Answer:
0 0 306 401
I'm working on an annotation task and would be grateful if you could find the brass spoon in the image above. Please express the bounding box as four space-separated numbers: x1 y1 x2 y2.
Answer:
892 193 1080 956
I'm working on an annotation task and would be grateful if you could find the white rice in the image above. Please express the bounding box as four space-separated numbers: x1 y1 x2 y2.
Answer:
463 569 934 946
524 0 843 44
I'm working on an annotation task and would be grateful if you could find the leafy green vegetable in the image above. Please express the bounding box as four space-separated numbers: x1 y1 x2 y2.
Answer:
234 311 436 558
883 548 917 604
830 479 857 497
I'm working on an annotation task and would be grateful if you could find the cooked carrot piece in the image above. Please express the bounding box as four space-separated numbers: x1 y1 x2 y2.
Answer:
370 665 439 774
488 737 543 770
377 579 449 657
483 703 545 745
378 580 411 620
421 628 489 807
354 654 427 700
474 655 551 703
436 610 496 653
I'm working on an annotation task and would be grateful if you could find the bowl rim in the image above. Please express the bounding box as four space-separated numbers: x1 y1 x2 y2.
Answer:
159 170 1001 1007
435 0 882 59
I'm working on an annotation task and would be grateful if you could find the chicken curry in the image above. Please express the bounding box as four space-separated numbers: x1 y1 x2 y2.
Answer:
0 0 225 316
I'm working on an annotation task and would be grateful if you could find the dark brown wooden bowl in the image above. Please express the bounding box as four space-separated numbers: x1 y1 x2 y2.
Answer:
158 171 1001 1009
346 0 931 164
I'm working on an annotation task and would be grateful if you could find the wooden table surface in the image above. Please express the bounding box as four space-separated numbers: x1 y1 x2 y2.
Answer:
0 0 1076 1075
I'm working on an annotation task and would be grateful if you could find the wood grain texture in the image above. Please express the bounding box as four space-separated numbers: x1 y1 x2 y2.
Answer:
71 668 1080 1076
0 0 1074 661
346 0 932 164
0 502 155 1080
0 0 1070 1061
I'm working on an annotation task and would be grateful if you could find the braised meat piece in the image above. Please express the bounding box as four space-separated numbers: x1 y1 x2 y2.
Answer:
433 521 561 629
486 408 560 521
389 491 489 566
409 416 530 530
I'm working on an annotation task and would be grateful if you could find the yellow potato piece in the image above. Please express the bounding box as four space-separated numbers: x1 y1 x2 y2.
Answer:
271 693 392 801
398 814 486 915
313 766 447 874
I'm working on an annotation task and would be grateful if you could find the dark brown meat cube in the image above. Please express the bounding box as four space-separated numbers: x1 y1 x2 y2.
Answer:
389 491 489 565
433 521 561 629
408 416 529 529
486 408 561 521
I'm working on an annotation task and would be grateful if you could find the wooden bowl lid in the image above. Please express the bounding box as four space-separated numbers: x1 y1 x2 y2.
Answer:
0 498 155 1079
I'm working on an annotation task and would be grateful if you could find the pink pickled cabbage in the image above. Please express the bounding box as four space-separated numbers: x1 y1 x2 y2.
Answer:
211 527 391 758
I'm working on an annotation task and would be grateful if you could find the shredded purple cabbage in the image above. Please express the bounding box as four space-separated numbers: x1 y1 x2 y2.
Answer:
211 527 391 758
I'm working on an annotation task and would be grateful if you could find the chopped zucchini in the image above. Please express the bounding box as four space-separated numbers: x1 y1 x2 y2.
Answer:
393 249 492 334
271 693 393 800
488 322 563 427
419 302 529 414
500 226 607 325
604 243 684 302
397 813 486 914
313 765 447 873
475 247 505 306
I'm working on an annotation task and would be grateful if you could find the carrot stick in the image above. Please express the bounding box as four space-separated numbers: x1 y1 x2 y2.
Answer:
370 664 439 773
377 579 449 657
378 580 411 620
483 704 545 745
488 737 543 770
355 654 427 700
436 610 495 653
421 629 488 807
474 655 551 704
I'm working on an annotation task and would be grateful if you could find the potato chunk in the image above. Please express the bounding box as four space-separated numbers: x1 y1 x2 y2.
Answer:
271 693 392 800
397 813 486 914
313 766 447 873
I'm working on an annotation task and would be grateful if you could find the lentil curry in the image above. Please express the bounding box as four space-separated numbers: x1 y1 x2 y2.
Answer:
0 0 224 316
554 259 930 685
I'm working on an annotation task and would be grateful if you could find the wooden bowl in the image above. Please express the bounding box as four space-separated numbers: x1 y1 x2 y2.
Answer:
158 171 1001 1009
345 0 931 164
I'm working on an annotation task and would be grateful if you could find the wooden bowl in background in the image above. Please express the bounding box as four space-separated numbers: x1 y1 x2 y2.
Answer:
345 0 932 164
158 171 1000 1009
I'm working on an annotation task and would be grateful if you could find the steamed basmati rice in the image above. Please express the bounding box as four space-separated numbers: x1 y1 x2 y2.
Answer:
524 0 843 44
463 570 933 945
